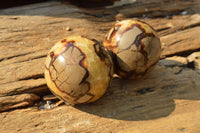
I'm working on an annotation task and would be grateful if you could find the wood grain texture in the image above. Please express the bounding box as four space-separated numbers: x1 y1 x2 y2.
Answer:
0 0 200 132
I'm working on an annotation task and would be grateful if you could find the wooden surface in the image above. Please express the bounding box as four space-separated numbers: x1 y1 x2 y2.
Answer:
0 0 200 132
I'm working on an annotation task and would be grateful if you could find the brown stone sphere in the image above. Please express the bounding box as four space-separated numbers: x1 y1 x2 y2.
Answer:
45 36 113 105
103 19 161 79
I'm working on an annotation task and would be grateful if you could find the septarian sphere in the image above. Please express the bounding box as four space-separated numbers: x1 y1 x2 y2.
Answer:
103 19 161 79
44 36 113 105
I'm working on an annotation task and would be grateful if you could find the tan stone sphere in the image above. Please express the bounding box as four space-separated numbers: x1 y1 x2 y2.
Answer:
103 19 161 79
44 36 113 105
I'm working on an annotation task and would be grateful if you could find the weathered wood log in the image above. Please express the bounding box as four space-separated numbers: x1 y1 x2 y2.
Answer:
0 78 47 97
118 0 200 18
0 93 39 112
161 26 200 57
0 0 200 132
0 62 200 132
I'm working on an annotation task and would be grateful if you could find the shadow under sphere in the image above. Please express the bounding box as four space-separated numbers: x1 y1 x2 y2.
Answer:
75 59 200 121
